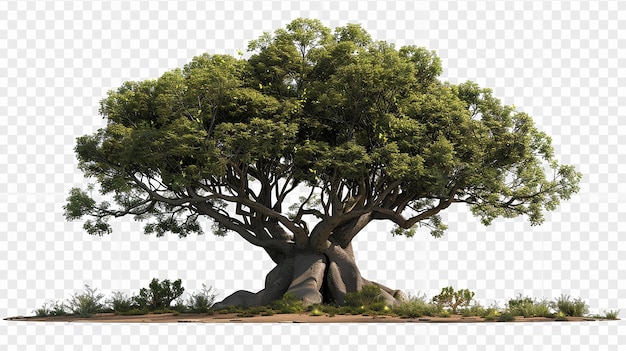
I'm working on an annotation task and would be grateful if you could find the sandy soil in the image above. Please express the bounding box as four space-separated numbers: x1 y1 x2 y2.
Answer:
4 313 607 324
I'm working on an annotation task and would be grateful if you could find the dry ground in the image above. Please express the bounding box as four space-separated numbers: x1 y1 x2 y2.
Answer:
4 313 609 324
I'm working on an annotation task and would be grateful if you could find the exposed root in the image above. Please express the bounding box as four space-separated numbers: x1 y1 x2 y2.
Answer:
213 244 407 309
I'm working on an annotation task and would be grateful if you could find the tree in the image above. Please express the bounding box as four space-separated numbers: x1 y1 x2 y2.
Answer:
64 19 581 308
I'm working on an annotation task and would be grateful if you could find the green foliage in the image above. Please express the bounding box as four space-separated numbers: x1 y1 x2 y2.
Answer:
34 300 68 317
506 295 553 318
344 285 384 308
309 307 324 316
66 18 580 247
460 302 487 317
432 287 475 314
552 295 589 317
482 305 502 321
270 292 305 314
555 311 568 321
604 310 620 320
67 285 106 317
233 305 275 318
117 308 150 316
393 293 439 318
438 310 451 318
133 278 185 311
185 284 218 313
497 311 516 322
107 291 133 314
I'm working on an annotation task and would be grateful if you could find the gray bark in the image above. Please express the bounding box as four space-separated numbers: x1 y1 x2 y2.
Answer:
213 242 406 309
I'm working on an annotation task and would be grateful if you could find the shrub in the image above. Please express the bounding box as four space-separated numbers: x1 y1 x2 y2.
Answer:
507 295 553 318
393 294 439 318
173 298 187 313
107 291 134 314
186 284 218 313
133 278 185 311
34 300 68 317
531 298 554 318
270 292 304 314
344 285 384 308
482 303 503 321
507 295 535 317
555 311 568 321
67 285 105 317
552 295 589 317
604 310 620 320
497 311 516 322
439 310 452 317
461 302 486 317
432 287 475 314
309 307 324 316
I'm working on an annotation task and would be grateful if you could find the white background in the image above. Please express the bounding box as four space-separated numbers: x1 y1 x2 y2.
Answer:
1 0 625 349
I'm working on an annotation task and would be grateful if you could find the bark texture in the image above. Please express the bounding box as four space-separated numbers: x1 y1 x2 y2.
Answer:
212 243 406 309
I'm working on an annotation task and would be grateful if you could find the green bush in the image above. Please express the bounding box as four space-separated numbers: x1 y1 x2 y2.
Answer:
185 284 217 313
604 310 620 320
506 295 553 318
497 311 516 322
309 307 324 316
133 278 185 311
552 295 588 317
34 300 68 317
555 311 568 321
460 302 486 317
270 292 305 314
482 303 503 321
107 291 134 314
432 287 475 314
393 294 439 318
344 285 384 308
67 285 106 317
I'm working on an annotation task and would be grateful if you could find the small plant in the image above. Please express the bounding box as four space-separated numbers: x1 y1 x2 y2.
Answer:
507 295 535 317
432 287 475 314
133 278 185 311
552 295 589 317
497 311 516 322
604 310 620 320
270 292 305 314
236 305 273 318
506 295 553 318
482 302 502 321
173 298 188 313
531 298 554 318
118 308 150 316
34 300 68 317
344 285 385 308
461 302 486 317
438 309 451 318
34 305 50 317
555 311 568 321
67 285 105 317
393 293 439 318
185 284 218 313
107 291 134 314
309 307 324 316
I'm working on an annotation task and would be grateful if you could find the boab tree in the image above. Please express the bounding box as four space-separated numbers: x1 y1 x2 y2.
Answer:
64 19 581 308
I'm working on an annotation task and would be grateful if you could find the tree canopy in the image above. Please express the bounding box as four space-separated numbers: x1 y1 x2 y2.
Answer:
65 18 581 262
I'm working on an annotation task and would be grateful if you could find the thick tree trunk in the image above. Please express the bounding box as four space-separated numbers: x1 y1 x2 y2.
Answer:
212 242 407 309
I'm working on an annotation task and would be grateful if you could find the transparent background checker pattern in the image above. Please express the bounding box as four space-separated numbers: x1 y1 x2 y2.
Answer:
2 0 625 350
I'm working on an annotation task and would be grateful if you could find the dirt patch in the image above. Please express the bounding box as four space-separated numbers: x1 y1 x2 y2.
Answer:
4 313 609 324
